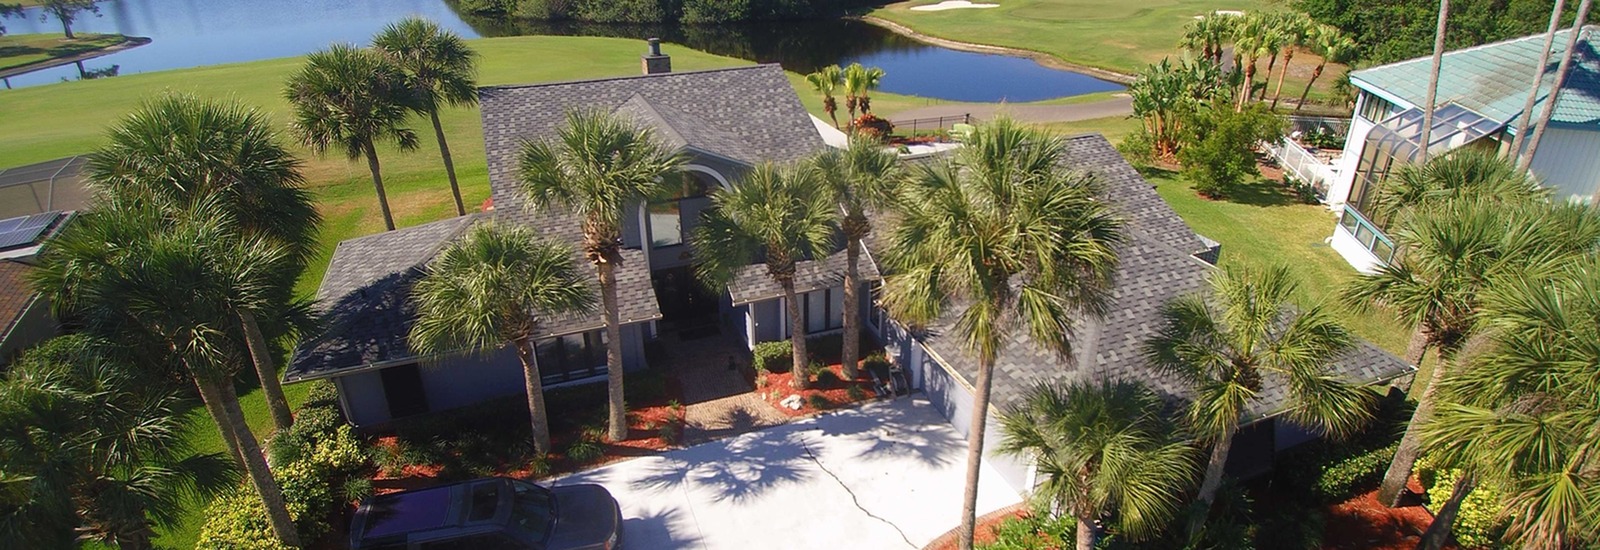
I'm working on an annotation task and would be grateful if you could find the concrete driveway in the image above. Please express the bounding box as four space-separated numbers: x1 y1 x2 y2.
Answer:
550 397 1023 549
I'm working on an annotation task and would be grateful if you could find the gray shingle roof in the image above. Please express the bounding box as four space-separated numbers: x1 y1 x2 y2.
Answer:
286 215 661 382
907 135 1411 417
1353 25 1600 127
728 251 882 306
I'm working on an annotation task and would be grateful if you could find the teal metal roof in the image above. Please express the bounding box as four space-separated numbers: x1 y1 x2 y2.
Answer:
1352 26 1600 129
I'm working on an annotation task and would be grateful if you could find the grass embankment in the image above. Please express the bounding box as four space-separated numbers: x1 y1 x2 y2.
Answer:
0 32 126 71
872 0 1351 105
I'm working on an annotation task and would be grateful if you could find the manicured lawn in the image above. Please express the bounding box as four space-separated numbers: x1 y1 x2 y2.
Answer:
0 32 125 71
872 0 1350 104
1031 114 1141 142
1144 169 1410 356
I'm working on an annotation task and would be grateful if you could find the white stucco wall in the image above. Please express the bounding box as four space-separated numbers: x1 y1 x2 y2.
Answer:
1527 126 1600 204
911 342 1036 495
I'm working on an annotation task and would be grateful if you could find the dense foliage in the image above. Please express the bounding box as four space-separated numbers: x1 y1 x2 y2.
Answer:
454 0 880 24
1297 0 1575 64
1178 105 1285 198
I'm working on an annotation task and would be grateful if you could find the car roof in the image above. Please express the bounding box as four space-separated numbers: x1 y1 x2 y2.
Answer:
360 484 460 540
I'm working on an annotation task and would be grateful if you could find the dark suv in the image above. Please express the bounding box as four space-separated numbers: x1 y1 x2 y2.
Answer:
350 477 623 550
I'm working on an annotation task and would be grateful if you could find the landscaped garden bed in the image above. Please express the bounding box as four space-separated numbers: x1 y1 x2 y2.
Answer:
368 369 687 493
749 331 887 416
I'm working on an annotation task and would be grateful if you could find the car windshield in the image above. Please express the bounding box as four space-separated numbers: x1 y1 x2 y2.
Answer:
510 482 556 541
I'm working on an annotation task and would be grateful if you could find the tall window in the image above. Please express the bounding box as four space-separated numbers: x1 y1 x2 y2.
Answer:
803 288 844 334
1357 92 1399 123
648 172 714 249
534 329 607 384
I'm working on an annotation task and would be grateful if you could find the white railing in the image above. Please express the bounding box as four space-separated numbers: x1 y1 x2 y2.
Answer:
1267 137 1339 203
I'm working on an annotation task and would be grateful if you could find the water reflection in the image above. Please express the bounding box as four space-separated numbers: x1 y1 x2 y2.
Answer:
3 0 1121 101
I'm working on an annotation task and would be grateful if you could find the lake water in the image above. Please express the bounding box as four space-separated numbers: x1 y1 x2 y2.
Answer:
3 0 1123 102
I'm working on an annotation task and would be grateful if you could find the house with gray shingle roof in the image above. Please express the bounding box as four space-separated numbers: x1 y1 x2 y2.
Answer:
1325 26 1600 273
287 44 1412 489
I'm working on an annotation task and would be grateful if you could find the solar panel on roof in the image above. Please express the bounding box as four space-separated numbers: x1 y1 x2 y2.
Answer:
0 212 59 251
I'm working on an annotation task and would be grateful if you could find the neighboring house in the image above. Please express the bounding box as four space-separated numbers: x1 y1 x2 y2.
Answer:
287 51 856 427
873 135 1413 493
1322 26 1600 272
0 211 73 366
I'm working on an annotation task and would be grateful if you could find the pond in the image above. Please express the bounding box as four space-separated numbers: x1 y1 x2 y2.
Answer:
3 0 1123 102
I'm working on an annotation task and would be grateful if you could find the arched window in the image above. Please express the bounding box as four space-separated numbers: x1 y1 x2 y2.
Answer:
648 171 716 248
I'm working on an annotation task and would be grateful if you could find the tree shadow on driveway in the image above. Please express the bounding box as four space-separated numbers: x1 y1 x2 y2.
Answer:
621 506 704 549
812 398 964 468
630 428 815 504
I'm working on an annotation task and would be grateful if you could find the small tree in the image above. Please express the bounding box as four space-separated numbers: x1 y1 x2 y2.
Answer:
410 223 596 454
1178 105 1283 198
806 65 844 129
38 0 98 39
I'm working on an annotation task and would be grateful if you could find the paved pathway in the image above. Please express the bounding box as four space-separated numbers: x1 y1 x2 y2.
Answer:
552 397 1022 550
890 96 1133 126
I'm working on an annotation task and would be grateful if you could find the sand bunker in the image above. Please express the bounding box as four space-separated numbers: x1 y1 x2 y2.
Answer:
1193 10 1245 19
911 0 1000 11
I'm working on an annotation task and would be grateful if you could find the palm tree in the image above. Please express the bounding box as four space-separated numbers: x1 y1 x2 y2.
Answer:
1268 13 1314 109
373 16 479 217
1507 0 1568 154
87 94 319 433
1370 150 1546 224
1348 197 1597 507
996 380 1195 550
1231 14 1271 111
692 163 837 390
806 65 844 129
1415 0 1451 164
809 138 900 380
1255 15 1292 102
1422 257 1600 549
515 109 684 443
0 335 235 550
409 223 595 454
1145 264 1374 536
1295 26 1357 111
1518 0 1593 170
1180 13 1236 67
842 63 885 122
284 43 421 232
880 119 1122 550
29 202 302 547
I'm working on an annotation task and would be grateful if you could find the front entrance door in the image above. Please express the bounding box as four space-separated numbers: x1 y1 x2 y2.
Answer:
653 265 721 338
380 364 429 420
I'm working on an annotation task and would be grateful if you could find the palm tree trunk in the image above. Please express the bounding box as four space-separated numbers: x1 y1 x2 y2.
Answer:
363 142 397 232
1260 54 1278 101
1188 423 1237 538
1270 51 1294 109
1509 0 1569 156
429 109 466 217
956 354 999 550
240 311 294 432
1075 511 1096 550
198 377 301 548
513 337 553 454
1415 472 1475 550
598 261 628 442
1404 326 1430 368
840 234 862 380
1237 63 1256 112
1296 63 1326 111
1378 340 1453 506
783 280 810 390
1519 0 1593 170
1415 0 1450 165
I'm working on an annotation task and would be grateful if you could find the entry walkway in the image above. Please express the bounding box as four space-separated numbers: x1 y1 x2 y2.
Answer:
551 397 1023 549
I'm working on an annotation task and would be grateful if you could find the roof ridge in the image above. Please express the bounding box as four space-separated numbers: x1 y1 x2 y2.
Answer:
479 64 783 93
613 94 690 148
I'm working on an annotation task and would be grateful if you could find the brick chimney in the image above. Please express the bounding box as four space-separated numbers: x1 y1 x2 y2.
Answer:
642 38 671 75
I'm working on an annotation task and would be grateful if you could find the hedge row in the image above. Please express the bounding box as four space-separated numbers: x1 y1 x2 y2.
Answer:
457 0 877 24
197 381 372 548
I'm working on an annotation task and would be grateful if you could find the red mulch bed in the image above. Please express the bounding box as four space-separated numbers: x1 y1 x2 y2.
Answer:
757 362 877 417
921 503 1033 550
1322 482 1448 550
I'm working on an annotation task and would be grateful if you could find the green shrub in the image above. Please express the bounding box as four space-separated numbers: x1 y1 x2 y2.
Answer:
566 439 603 463
341 476 374 504
195 492 293 550
976 508 1073 550
1179 105 1284 199
294 405 344 438
657 422 679 445
681 0 750 23
806 333 844 365
753 341 792 372
302 380 341 409
1418 457 1509 549
512 0 572 18
814 365 839 385
275 459 335 538
806 393 831 410
570 0 670 22
845 384 866 401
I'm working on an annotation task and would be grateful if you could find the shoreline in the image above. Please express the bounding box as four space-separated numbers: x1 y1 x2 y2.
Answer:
855 15 1136 84
0 35 152 81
